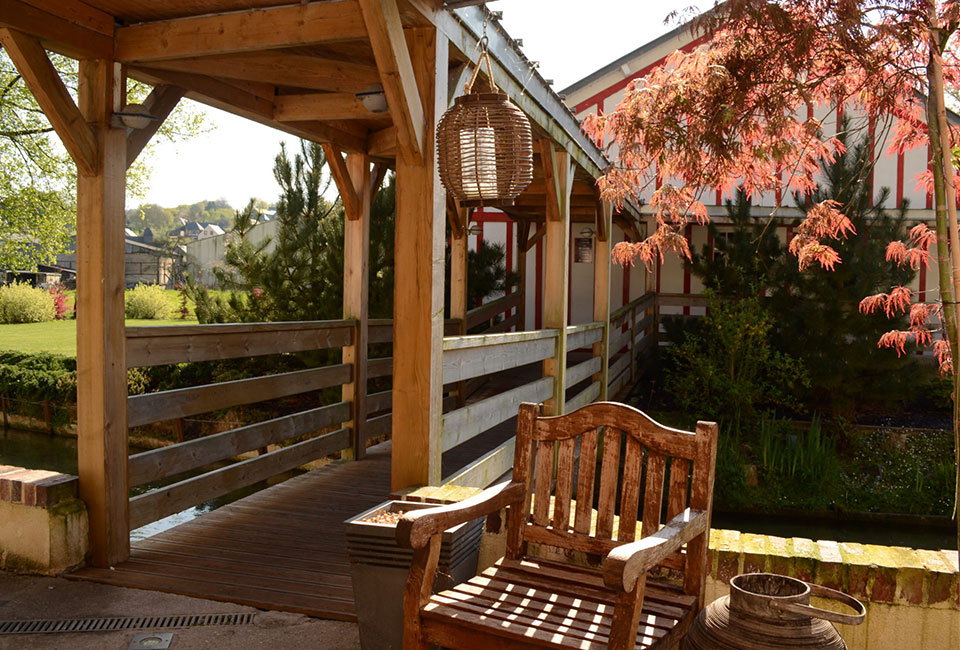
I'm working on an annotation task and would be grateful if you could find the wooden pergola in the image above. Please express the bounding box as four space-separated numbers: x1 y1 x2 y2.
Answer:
0 0 645 569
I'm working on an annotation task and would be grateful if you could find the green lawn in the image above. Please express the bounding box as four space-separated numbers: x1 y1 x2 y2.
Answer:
0 318 199 357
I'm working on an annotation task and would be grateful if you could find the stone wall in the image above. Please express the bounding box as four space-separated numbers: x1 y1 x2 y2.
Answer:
707 529 959 649
0 466 88 575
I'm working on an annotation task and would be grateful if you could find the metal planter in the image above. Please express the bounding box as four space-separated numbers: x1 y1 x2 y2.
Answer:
345 500 484 650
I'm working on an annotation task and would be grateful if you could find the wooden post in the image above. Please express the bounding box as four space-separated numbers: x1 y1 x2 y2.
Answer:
450 204 469 407
391 27 447 490
517 221 529 331
593 202 612 400
541 143 573 416
342 153 372 461
629 303 637 382
76 59 130 566
645 245 660 347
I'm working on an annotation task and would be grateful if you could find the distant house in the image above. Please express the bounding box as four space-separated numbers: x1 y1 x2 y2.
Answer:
185 219 279 286
198 224 225 240
57 237 182 288
1 263 76 288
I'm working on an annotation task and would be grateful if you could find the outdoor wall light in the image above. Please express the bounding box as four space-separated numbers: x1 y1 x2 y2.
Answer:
579 227 596 238
113 104 157 129
356 84 389 114
467 223 484 236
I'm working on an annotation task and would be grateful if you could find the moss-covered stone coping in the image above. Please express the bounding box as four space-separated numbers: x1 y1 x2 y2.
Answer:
713 528 958 609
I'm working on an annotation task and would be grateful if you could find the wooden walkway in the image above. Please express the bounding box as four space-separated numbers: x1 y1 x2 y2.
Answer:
72 442 392 621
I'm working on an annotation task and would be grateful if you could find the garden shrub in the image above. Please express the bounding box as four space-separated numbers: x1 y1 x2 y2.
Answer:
48 283 70 319
664 294 808 428
0 281 56 323
125 283 171 320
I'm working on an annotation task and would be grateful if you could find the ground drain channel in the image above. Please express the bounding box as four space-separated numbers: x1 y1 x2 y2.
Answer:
0 612 257 634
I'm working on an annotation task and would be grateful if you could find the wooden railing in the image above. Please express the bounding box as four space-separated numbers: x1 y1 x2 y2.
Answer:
464 291 524 334
125 319 366 530
124 290 660 526
440 293 657 489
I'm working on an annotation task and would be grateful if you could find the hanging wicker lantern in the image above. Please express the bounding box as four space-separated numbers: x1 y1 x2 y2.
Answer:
437 43 533 208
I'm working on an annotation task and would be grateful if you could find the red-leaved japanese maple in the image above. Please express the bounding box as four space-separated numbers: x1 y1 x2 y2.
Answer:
584 0 960 547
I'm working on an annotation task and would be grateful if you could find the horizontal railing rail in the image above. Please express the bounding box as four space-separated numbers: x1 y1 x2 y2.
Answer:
465 291 524 331
126 319 354 367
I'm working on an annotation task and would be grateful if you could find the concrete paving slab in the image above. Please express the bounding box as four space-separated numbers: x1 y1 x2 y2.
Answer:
0 572 361 650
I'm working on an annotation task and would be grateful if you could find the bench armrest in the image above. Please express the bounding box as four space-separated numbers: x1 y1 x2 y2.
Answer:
602 508 709 591
396 480 526 549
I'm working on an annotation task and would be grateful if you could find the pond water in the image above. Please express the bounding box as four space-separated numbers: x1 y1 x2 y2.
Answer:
0 427 301 542
1 427 954 550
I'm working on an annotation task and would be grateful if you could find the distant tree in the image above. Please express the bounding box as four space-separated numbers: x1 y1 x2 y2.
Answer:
0 49 207 270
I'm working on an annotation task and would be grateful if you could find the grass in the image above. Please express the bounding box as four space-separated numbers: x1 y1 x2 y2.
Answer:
0 317 199 356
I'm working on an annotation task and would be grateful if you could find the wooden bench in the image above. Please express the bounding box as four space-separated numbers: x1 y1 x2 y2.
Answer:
396 401 718 650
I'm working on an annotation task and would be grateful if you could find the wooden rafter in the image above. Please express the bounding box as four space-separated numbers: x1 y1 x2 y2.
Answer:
143 53 380 94
0 0 113 60
322 143 362 221
614 214 643 243
358 0 425 164
130 67 367 152
126 85 185 168
275 93 381 122
0 29 98 175
114 1 367 63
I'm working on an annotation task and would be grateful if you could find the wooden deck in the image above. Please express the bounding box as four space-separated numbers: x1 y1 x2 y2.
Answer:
72 442 393 621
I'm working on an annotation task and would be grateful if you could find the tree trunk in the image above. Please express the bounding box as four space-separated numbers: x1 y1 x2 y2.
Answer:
926 18 960 552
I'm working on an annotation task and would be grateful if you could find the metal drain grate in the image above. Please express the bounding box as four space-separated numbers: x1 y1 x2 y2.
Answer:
0 612 256 635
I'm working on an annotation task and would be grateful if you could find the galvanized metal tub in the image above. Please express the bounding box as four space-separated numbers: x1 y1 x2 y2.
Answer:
682 573 866 650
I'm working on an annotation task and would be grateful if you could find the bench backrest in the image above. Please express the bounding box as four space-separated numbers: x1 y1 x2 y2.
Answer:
505 402 717 587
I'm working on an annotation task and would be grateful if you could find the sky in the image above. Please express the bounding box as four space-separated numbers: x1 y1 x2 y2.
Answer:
139 0 700 209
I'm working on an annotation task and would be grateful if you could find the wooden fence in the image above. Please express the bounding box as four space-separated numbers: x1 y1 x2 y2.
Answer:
122 289 660 527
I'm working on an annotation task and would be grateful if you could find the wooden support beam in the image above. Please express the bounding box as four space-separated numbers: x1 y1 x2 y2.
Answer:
594 202 613 401
143 53 380 94
517 221 529 330
0 0 113 60
367 125 398 157
342 153 372 460
538 139 563 222
542 149 572 416
445 195 465 239
322 144 362 222
391 27 447 490
114 1 367 63
359 0 425 165
450 203 469 407
371 162 389 195
275 93 381 121
76 58 129 567
126 85 185 168
0 29 98 175
523 223 546 253
595 197 608 242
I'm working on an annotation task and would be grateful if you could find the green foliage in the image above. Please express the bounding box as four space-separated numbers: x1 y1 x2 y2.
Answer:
445 239 519 322
688 129 917 417
0 50 207 270
664 294 808 427
0 349 76 402
0 282 55 323
757 414 841 484
125 283 172 320
125 199 239 237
